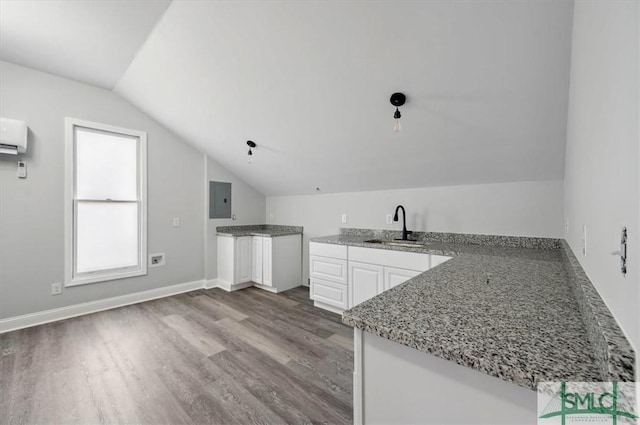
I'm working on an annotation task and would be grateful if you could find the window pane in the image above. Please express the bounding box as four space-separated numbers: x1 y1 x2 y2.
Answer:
76 127 138 200
76 202 138 273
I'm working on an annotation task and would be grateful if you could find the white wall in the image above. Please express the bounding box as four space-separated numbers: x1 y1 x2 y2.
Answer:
0 61 205 319
267 180 564 282
205 155 266 280
564 0 639 360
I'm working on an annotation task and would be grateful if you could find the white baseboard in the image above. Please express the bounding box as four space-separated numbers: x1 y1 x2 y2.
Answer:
0 279 206 334
205 279 221 289
212 279 254 292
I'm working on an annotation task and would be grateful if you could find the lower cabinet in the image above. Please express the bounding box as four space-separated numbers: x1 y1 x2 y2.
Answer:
310 242 452 313
349 261 384 307
217 234 301 292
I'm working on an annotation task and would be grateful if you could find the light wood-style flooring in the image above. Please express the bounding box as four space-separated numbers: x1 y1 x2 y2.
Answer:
0 286 353 424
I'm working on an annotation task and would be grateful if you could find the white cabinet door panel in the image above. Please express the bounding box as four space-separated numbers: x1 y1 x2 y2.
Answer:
384 267 421 291
349 261 384 308
236 236 252 284
262 237 273 287
251 236 263 284
310 255 347 284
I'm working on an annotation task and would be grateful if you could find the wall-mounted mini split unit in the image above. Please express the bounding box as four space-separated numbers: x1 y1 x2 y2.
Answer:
0 117 28 155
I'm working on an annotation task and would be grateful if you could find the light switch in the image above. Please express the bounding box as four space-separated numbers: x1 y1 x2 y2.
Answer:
341 214 347 224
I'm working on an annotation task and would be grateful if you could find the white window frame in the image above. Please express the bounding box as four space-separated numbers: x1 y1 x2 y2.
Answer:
65 117 147 287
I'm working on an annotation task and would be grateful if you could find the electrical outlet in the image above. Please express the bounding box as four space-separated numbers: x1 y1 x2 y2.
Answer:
172 217 180 227
149 253 166 267
341 214 347 224
51 282 62 295
386 214 393 224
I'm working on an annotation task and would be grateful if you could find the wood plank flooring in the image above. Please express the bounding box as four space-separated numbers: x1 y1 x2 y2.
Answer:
0 286 353 424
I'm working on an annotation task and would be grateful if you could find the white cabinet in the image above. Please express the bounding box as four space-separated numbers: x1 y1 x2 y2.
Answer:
252 234 301 292
384 267 421 290
217 234 301 293
309 241 452 313
349 261 384 307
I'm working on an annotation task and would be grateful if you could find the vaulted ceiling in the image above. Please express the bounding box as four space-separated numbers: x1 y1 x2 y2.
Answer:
0 0 574 196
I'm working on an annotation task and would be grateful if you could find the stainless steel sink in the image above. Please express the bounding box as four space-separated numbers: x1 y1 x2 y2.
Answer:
364 239 427 248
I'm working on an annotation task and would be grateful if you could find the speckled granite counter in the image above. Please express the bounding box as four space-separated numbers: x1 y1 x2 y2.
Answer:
312 230 635 391
217 224 302 237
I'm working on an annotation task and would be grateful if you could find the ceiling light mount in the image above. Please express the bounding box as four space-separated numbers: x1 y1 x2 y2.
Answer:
390 92 406 132
247 140 256 163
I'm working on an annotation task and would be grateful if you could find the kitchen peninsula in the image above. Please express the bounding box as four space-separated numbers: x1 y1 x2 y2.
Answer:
312 229 635 424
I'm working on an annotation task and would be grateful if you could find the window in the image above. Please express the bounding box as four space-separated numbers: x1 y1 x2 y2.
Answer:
65 118 147 286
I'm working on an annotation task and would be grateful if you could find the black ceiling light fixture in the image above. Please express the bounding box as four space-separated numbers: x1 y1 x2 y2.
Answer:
390 92 406 132
247 140 256 164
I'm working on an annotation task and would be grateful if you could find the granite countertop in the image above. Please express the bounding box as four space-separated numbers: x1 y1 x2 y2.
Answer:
217 224 303 237
312 231 635 391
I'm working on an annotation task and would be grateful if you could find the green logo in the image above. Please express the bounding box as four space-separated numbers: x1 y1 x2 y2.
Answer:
539 381 637 425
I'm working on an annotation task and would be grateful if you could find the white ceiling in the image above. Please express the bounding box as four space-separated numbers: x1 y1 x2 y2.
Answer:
0 0 171 89
1 0 575 196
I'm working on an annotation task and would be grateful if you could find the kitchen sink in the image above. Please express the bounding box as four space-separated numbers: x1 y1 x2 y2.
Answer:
364 239 427 248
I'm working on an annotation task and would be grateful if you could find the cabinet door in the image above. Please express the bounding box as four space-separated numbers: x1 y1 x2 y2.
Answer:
384 267 420 291
349 261 384 308
236 236 252 284
262 237 273 287
251 236 263 284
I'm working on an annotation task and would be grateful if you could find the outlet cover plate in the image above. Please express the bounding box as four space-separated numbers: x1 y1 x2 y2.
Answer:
149 253 166 267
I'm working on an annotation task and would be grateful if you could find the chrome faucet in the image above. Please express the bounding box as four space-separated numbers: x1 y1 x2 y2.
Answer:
393 205 412 240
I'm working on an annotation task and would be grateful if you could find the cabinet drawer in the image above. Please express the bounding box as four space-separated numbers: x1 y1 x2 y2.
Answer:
310 278 348 310
310 255 347 284
309 242 347 260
